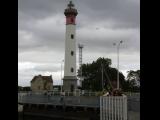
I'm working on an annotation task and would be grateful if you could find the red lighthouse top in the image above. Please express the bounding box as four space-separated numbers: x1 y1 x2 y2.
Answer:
64 1 78 25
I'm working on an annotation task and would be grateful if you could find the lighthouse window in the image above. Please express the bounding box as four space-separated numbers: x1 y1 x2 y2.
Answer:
71 68 74 72
71 51 74 56
71 34 74 39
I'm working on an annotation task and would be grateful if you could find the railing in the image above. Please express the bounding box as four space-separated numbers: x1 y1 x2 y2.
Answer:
18 91 99 96
18 92 100 108
100 95 127 120
124 92 140 97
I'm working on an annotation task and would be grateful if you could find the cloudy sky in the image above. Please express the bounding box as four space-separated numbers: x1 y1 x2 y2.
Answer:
18 0 140 87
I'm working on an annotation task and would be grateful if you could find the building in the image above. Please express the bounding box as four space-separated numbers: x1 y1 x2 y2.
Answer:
30 75 53 92
63 1 78 92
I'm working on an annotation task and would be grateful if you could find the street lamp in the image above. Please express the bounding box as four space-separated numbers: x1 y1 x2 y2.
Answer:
61 60 64 93
113 40 123 90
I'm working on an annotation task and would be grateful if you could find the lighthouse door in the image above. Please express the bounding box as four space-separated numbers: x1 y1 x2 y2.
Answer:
70 84 74 92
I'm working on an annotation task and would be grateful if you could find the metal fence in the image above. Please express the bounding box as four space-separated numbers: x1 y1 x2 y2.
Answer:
18 93 100 108
100 95 127 120
124 92 140 97
18 91 99 97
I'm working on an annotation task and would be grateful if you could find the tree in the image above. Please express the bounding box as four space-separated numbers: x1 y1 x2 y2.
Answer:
78 57 125 91
127 70 140 86
124 70 140 92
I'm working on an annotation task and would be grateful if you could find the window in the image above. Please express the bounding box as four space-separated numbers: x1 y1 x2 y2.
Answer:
71 68 74 72
71 51 74 56
71 34 74 39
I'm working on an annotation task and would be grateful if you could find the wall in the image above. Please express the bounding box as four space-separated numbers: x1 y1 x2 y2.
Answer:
31 78 53 91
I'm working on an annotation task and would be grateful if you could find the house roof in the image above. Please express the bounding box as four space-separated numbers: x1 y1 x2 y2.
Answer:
31 75 53 83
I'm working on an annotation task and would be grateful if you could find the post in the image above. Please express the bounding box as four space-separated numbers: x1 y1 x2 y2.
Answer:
114 40 123 90
101 63 104 90
61 61 62 93
100 97 102 120
117 45 119 89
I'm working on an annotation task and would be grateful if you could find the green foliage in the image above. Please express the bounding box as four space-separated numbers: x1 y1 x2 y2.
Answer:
78 57 125 91
124 70 140 92
127 70 140 82
78 57 140 92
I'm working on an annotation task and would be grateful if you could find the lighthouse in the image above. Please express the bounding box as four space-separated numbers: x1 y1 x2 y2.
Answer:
63 1 78 92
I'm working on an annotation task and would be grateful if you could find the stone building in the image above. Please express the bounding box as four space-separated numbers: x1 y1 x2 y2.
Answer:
30 75 53 92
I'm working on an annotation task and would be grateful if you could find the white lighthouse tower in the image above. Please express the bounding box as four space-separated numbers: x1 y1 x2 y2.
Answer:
63 1 78 92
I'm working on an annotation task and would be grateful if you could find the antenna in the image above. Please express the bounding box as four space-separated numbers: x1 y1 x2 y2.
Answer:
78 43 84 86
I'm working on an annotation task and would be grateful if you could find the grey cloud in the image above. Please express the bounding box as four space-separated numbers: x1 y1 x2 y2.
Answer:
77 28 140 53
18 0 65 19
18 0 139 54
19 0 139 29
18 62 62 86
76 0 140 29
34 64 60 72
18 50 64 63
